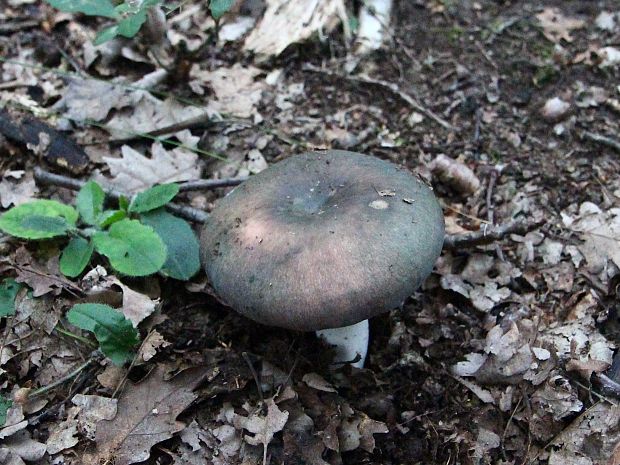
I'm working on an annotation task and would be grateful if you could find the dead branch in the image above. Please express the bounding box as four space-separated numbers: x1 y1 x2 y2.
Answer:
33 167 209 223
303 64 455 131
443 219 544 250
178 176 247 191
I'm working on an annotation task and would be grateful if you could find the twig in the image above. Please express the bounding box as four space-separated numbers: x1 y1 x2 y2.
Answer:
34 167 209 223
0 20 40 34
485 169 504 261
105 115 248 145
178 176 247 192
582 131 620 153
443 219 544 250
28 356 97 398
303 63 455 131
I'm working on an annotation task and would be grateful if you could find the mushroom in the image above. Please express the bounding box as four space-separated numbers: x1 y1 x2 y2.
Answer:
200 150 444 367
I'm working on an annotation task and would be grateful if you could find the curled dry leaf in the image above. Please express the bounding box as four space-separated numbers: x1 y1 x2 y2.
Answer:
430 154 481 194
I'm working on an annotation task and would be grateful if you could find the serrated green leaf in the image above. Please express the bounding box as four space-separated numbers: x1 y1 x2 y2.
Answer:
141 209 200 280
60 237 94 278
0 200 78 239
0 395 12 427
94 24 120 45
77 181 105 225
129 184 179 213
97 209 126 228
210 0 235 19
0 278 22 318
92 219 166 276
45 0 117 18
67 303 139 365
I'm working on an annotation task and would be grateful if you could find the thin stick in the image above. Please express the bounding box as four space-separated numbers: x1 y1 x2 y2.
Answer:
28 357 95 398
303 63 455 131
178 176 247 192
443 219 544 250
582 131 620 153
33 167 209 223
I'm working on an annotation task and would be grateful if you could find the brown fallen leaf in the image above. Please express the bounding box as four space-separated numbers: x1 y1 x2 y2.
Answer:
84 365 212 465
535 7 585 43
12 247 81 297
222 397 289 465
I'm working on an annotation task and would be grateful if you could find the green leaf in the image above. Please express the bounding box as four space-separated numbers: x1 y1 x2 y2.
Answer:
67 303 139 365
45 0 117 18
118 195 129 212
60 237 94 278
77 181 105 225
141 209 200 280
97 209 126 228
116 10 148 39
0 395 11 427
0 200 78 239
0 279 22 318
210 0 235 19
129 184 179 213
92 219 166 276
94 24 120 45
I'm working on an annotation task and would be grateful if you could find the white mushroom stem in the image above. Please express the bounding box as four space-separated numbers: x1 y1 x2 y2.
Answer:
316 319 369 368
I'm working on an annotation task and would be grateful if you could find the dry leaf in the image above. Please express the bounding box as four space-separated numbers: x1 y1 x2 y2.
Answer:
244 0 345 57
97 136 200 193
138 330 170 362
190 64 267 118
536 7 585 43
223 397 289 465
0 172 38 208
104 95 208 139
84 365 211 465
302 373 337 393
71 394 118 440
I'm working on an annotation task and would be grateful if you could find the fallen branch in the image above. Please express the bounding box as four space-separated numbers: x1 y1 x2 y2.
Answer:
34 167 209 223
582 131 620 153
178 176 247 191
303 63 455 131
34 168 543 245
443 219 544 250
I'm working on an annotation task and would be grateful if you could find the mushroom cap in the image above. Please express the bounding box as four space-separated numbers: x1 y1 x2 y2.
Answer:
200 150 444 331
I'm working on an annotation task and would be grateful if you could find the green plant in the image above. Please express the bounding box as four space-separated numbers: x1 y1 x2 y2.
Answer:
67 303 139 365
0 395 11 426
44 0 237 45
0 278 23 318
0 181 200 280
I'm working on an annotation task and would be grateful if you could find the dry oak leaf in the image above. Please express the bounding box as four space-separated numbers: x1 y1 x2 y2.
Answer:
97 135 200 193
83 364 211 465
227 397 289 464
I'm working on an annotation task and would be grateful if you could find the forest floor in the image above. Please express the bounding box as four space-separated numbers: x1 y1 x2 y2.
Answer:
0 1 619 464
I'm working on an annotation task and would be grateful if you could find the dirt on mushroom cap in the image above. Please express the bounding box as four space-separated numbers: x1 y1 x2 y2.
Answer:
200 150 445 331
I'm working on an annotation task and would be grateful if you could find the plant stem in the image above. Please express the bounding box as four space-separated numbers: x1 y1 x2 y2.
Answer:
55 326 98 348
28 357 95 398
